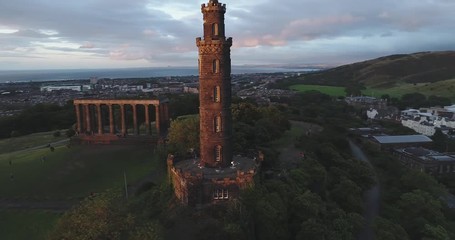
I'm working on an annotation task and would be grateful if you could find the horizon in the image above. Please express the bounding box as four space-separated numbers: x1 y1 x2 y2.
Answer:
1 0 454 70
0 63 331 72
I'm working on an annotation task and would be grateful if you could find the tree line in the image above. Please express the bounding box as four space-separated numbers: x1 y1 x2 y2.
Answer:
0 102 75 139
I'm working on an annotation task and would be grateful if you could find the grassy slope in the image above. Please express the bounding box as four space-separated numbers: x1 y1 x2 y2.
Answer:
0 210 60 240
0 131 67 154
293 51 455 95
364 78 455 101
0 144 157 199
0 132 161 240
290 84 346 97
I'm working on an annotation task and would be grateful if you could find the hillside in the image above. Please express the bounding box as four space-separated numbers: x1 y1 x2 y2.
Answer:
300 51 455 88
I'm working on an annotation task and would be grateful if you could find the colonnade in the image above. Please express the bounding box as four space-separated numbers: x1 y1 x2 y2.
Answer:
73 99 169 137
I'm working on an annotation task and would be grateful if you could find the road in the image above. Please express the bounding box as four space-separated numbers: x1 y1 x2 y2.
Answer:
349 140 380 240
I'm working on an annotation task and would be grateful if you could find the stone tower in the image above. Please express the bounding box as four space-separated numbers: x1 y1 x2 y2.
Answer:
197 0 232 168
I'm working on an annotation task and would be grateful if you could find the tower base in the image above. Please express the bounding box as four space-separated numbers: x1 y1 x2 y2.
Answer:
167 154 261 206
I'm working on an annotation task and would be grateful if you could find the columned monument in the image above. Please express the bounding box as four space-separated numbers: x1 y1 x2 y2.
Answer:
73 99 169 144
167 0 261 206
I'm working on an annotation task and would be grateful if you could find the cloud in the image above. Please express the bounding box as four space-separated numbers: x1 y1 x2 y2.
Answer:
80 42 95 49
0 0 454 69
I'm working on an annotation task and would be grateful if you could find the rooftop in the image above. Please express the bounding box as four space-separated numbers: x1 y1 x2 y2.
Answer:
173 155 257 179
396 147 455 162
373 135 433 144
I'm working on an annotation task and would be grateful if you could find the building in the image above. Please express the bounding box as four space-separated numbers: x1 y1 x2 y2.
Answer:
370 135 433 150
400 106 455 136
168 0 259 206
41 85 92 92
393 147 455 175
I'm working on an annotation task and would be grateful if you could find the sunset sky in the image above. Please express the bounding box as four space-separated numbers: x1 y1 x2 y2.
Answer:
1 0 454 70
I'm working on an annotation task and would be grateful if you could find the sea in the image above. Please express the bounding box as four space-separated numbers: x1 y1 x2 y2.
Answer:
0 66 316 83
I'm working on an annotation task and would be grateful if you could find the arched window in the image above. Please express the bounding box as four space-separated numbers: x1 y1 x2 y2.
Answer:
215 145 222 162
214 116 222 132
212 23 219 36
214 86 220 102
213 189 229 200
212 59 219 73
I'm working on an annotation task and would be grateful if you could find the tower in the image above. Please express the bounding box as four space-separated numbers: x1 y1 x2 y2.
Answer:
197 0 232 168
167 0 259 205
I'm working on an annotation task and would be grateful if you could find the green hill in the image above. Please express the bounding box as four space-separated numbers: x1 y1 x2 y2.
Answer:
300 51 455 88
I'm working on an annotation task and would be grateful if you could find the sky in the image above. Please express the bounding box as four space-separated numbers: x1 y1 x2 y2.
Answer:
0 0 454 70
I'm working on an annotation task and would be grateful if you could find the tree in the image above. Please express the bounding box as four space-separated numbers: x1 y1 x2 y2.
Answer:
397 190 445 239
49 190 134 240
330 177 363 213
400 170 446 198
373 217 409 240
231 102 260 125
422 224 450 240
167 115 200 156
400 92 427 109
66 128 76 137
432 129 448 152
427 95 451 107
344 83 365 96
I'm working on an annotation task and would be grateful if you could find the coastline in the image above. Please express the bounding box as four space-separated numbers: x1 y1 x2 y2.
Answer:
0 66 317 83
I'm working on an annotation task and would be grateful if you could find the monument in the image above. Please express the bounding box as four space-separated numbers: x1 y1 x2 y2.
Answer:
167 0 261 206
72 99 169 144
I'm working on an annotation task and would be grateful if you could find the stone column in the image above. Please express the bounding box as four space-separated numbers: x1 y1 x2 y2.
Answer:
155 104 161 136
75 104 82 133
144 104 151 135
84 104 91 133
108 104 114 134
132 104 138 135
96 104 103 134
120 104 126 135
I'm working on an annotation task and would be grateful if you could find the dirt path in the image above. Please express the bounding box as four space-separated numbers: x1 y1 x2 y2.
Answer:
348 140 380 240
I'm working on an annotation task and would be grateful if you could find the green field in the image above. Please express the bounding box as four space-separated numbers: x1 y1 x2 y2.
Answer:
0 144 158 199
0 132 162 239
290 84 346 97
363 79 455 101
0 131 67 154
0 210 61 240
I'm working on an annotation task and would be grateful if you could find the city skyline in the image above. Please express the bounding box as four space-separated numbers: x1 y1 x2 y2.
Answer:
1 0 454 70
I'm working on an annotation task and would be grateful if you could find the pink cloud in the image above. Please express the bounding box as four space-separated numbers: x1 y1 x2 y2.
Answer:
281 15 363 40
109 44 145 60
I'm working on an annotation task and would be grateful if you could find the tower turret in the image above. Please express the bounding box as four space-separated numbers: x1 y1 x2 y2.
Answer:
197 0 232 168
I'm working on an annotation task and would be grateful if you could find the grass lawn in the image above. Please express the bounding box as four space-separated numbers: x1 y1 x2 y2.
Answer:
0 144 159 199
0 131 67 154
290 84 346 97
0 210 61 240
363 79 455 102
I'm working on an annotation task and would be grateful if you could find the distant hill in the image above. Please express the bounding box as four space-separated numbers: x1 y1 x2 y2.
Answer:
300 51 455 88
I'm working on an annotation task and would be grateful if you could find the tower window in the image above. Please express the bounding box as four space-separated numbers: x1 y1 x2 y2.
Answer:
214 116 222 133
213 189 229 200
213 59 219 73
212 23 219 36
215 145 222 162
214 86 220 102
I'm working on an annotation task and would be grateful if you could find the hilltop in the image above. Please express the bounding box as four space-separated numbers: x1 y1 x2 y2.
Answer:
300 51 455 88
